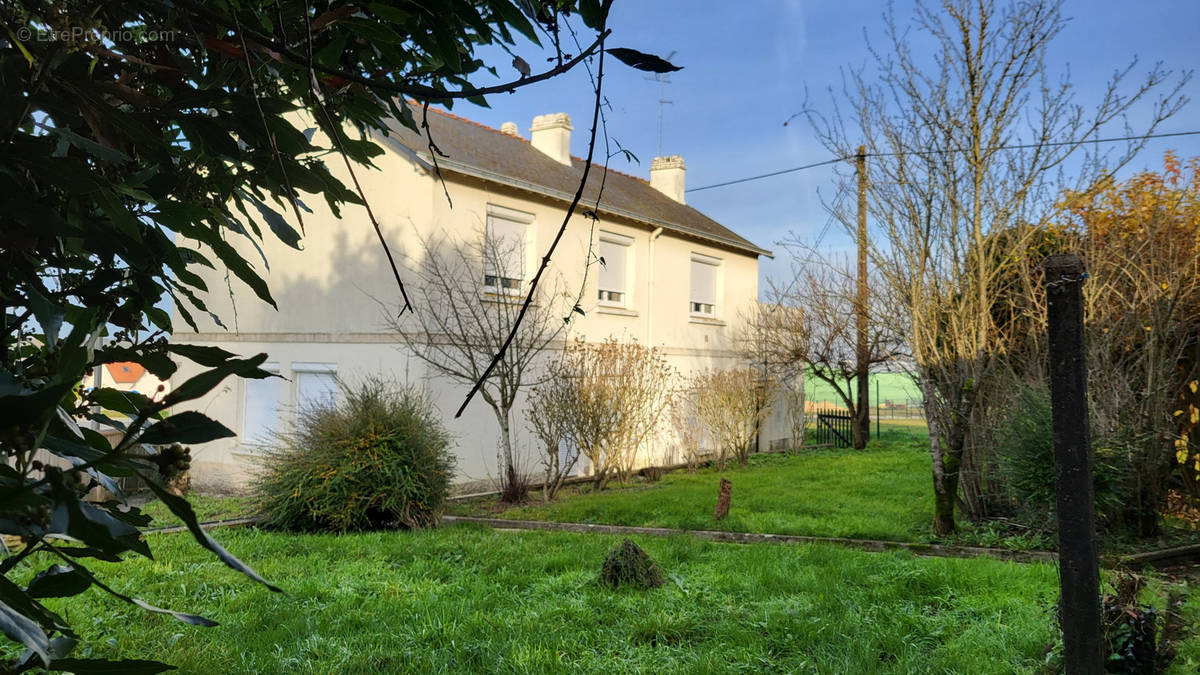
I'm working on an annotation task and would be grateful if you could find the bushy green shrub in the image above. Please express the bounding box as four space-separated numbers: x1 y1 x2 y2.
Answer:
993 383 1128 529
253 377 455 532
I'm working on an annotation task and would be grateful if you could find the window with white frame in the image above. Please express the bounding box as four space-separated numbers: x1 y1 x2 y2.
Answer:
483 204 533 294
689 253 720 317
293 362 338 410
597 232 632 307
242 362 280 446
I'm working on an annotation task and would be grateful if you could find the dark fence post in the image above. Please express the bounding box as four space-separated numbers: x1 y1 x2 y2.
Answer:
1044 254 1103 674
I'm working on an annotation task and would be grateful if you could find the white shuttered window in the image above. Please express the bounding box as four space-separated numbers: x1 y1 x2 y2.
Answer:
294 363 338 410
689 254 719 316
597 233 631 306
484 205 533 294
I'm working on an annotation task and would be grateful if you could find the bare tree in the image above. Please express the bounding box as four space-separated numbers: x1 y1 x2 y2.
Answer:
554 338 675 490
667 385 707 469
755 257 898 450
388 226 568 502
693 368 776 469
526 362 580 502
808 0 1189 532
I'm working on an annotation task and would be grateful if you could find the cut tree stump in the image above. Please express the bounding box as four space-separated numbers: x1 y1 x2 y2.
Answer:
714 478 732 521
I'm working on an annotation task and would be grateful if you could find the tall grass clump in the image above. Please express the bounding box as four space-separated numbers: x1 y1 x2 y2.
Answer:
253 377 455 532
994 383 1128 529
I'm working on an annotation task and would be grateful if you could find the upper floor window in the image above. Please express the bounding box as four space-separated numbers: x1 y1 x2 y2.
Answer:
483 204 534 295
597 232 632 307
690 253 720 317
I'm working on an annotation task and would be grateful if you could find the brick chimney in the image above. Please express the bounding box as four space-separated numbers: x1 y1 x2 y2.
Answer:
650 155 686 204
530 113 572 165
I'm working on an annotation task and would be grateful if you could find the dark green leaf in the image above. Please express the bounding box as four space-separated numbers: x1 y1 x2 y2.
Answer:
135 469 281 593
24 281 63 350
579 0 606 29
606 48 683 73
88 388 156 418
162 354 273 408
244 194 302 250
94 346 177 380
27 565 91 599
138 411 235 445
0 602 49 667
165 344 239 368
46 127 130 163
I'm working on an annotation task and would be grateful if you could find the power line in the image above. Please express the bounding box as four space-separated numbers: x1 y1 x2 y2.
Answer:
687 157 844 193
686 129 1200 193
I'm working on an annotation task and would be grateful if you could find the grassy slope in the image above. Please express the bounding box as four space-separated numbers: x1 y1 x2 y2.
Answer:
452 429 936 543
36 524 1067 673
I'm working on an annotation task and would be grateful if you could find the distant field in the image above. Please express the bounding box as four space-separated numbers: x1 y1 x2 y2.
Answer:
806 370 922 410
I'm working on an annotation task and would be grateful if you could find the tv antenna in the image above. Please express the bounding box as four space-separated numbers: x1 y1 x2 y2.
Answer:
644 50 676 156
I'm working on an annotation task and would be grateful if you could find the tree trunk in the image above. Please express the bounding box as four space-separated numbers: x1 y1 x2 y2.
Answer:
850 414 867 450
494 405 522 502
922 375 959 534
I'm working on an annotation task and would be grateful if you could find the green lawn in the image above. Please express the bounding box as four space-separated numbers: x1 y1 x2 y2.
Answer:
26 524 1077 673
451 430 938 543
139 494 256 528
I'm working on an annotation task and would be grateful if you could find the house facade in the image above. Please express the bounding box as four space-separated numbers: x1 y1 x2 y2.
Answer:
170 107 769 492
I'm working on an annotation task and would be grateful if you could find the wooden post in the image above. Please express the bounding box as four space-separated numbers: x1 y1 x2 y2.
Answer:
855 146 870 448
1044 254 1103 674
713 478 732 521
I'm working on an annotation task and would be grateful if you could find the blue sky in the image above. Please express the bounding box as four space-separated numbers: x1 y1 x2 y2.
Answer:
452 1 1200 289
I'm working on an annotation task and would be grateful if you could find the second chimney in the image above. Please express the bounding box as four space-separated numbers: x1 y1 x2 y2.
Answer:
650 155 686 204
530 113 573 165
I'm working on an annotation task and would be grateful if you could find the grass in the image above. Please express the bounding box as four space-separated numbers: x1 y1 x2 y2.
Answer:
22 524 1077 673
138 494 256 528
452 426 937 543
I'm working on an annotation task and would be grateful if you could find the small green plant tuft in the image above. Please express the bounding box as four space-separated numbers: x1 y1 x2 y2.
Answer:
253 377 455 532
599 539 663 590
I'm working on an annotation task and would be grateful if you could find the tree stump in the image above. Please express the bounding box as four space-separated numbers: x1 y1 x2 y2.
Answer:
713 478 732 521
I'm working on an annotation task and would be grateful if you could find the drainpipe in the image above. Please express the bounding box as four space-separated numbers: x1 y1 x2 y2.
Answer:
647 227 664 346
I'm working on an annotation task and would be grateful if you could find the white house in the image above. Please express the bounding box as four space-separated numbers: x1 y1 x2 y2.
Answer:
170 107 770 492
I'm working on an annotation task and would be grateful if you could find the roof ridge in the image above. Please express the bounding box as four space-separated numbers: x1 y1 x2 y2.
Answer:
422 105 649 183
424 105 531 144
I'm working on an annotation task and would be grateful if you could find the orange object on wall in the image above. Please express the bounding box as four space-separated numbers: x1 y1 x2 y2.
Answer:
105 362 145 384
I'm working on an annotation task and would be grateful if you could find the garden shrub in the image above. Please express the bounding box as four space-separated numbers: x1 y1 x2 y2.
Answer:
253 377 455 532
993 383 1128 529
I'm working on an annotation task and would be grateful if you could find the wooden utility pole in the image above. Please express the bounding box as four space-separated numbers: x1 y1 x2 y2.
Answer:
1044 254 1103 674
854 146 869 449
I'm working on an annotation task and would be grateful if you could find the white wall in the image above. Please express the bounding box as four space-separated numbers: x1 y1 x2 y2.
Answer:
171 120 761 492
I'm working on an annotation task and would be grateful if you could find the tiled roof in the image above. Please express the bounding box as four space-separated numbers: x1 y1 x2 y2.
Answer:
381 108 769 257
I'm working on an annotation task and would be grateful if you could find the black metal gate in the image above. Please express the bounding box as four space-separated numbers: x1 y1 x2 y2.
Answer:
815 412 853 448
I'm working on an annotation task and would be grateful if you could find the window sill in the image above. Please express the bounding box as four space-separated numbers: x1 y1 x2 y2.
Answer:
481 291 535 306
688 315 726 327
596 306 638 318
